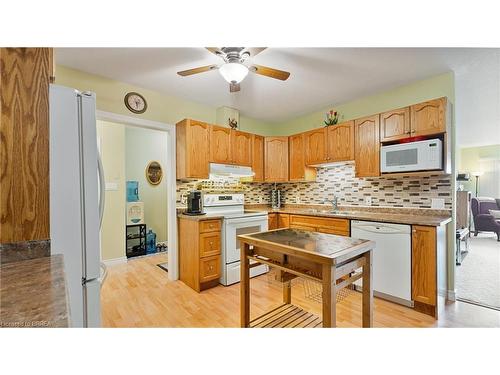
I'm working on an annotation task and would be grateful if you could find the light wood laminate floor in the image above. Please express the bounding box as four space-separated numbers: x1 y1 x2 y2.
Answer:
101 254 500 328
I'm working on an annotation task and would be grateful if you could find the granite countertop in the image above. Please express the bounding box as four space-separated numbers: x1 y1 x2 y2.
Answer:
256 205 452 227
177 213 224 221
0 255 69 328
239 228 375 265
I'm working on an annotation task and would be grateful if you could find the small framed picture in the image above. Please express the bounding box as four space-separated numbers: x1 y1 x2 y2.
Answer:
145 161 163 185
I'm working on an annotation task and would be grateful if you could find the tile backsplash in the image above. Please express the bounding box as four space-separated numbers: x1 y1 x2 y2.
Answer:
177 163 452 210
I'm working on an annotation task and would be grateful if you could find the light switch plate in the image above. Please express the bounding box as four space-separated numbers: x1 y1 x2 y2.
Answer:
431 198 445 209
105 182 118 191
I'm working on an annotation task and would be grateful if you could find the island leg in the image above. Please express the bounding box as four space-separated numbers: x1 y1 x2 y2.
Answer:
322 264 337 328
282 271 292 305
240 242 250 328
362 250 373 328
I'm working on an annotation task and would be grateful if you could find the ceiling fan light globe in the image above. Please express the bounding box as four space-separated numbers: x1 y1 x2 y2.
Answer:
219 63 249 84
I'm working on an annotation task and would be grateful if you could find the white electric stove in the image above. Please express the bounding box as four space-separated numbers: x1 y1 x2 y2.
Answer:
203 193 269 286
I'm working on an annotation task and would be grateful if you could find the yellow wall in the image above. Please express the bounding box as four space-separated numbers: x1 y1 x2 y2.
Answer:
273 72 455 135
55 65 276 135
97 121 126 261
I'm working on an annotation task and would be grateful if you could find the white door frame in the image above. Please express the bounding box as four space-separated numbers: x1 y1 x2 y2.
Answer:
96 110 179 280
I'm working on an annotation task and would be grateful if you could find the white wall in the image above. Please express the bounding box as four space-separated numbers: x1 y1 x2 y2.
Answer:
125 126 168 242
97 120 126 261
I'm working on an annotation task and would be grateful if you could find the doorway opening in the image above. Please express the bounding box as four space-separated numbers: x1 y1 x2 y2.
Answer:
96 111 178 280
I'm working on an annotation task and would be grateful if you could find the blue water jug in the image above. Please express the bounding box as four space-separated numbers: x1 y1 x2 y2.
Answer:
127 181 139 202
146 229 157 254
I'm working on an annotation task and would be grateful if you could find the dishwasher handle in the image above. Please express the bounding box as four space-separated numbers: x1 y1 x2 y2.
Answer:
352 222 410 235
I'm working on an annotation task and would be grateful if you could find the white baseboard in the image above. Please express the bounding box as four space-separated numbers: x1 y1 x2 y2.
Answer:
447 289 456 301
102 256 127 267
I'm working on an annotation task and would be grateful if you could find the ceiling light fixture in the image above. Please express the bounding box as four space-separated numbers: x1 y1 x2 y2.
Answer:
218 62 249 84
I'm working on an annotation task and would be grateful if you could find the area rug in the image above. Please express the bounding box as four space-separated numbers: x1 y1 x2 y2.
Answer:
456 233 500 309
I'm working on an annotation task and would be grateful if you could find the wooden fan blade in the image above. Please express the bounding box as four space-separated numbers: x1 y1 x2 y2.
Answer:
242 47 267 57
250 64 290 81
230 82 240 93
177 65 218 76
205 47 224 56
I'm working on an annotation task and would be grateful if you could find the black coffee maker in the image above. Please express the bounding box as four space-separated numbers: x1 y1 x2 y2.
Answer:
186 190 204 215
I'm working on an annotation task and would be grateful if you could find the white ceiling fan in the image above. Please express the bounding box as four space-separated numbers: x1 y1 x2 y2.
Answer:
177 47 290 92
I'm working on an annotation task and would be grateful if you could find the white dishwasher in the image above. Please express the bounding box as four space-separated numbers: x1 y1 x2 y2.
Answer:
351 220 412 306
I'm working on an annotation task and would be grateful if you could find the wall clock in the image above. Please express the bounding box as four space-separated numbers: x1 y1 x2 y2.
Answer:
124 92 147 114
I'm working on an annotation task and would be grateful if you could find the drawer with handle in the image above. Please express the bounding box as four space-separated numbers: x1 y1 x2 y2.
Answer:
199 232 221 257
200 255 221 282
200 219 221 233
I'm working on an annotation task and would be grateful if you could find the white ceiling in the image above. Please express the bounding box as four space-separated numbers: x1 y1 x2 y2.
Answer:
56 48 500 146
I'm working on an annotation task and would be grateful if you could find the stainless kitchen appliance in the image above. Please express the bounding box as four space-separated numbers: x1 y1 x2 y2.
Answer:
380 138 443 173
203 193 269 285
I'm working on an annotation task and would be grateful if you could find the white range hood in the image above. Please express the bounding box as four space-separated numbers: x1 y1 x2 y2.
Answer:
209 163 254 177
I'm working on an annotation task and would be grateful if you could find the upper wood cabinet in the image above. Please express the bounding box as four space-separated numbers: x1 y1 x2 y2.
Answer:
252 135 264 182
304 128 327 165
176 119 211 179
210 125 232 164
264 136 289 182
410 97 447 137
327 120 355 162
232 130 252 166
289 133 316 181
355 115 380 177
412 225 437 307
380 107 411 142
209 126 252 166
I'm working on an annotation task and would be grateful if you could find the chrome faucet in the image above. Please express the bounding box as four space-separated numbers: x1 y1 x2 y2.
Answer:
323 196 339 212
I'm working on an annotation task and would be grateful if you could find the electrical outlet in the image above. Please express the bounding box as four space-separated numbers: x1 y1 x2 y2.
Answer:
365 196 372 206
431 198 445 209
296 195 301 204
258 196 263 204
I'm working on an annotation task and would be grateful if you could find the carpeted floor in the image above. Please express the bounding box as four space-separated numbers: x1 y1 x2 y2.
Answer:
456 233 500 309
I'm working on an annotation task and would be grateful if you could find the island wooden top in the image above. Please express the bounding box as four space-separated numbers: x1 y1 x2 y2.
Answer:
238 229 375 265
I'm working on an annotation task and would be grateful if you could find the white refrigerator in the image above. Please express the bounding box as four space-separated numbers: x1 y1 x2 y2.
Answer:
49 84 105 327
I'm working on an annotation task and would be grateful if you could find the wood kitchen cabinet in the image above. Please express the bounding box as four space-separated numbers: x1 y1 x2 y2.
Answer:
268 213 278 230
327 120 355 162
380 107 411 142
411 225 437 308
252 134 265 182
209 125 252 166
176 119 211 179
304 128 328 165
289 133 316 181
232 130 253 166
179 218 222 292
0 48 53 243
354 115 380 177
264 136 289 182
210 125 232 164
268 213 290 230
289 215 350 236
410 97 447 137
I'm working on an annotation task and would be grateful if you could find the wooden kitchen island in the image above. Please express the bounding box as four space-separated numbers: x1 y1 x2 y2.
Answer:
238 229 375 328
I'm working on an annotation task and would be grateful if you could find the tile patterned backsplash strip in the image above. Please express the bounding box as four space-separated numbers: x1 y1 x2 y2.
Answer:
176 164 452 209
278 164 452 209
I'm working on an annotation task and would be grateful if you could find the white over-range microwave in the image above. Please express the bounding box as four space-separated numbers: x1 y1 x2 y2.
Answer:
380 138 443 173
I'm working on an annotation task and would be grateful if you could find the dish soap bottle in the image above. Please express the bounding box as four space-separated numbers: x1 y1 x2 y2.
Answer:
146 229 157 254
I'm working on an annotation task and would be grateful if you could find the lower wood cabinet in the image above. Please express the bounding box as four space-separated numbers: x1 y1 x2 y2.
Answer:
179 218 221 292
268 213 289 230
411 225 437 309
289 215 350 236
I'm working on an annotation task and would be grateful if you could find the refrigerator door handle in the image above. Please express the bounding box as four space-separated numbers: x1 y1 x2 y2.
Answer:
99 262 108 288
97 152 105 229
